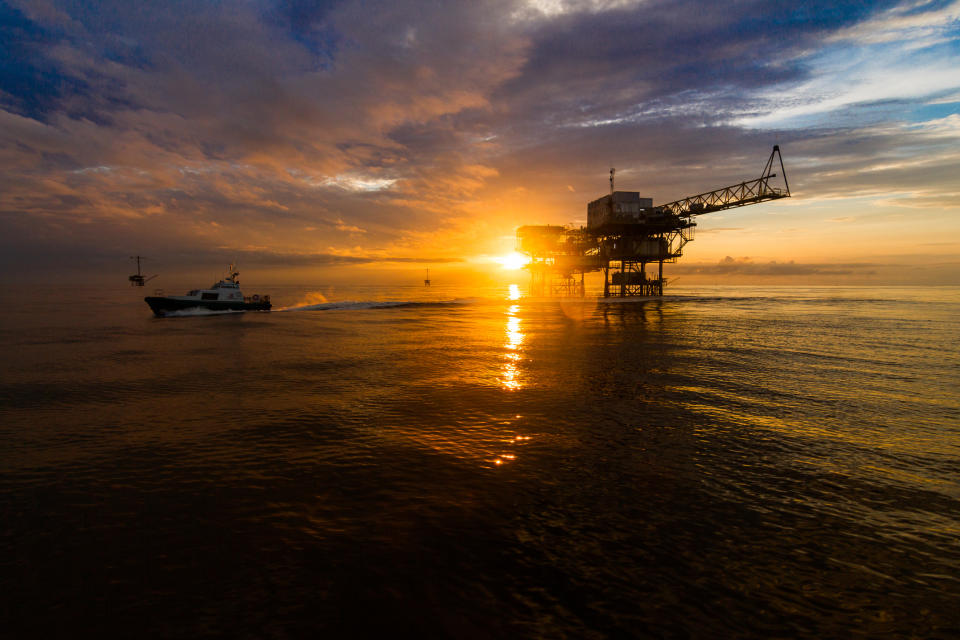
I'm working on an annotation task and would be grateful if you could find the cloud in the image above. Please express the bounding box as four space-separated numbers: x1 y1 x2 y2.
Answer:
672 256 880 276
221 248 464 266
695 227 744 234
771 114 960 207
320 175 397 192
334 217 366 233
511 0 640 22
0 0 958 279
731 1 960 129
826 0 960 47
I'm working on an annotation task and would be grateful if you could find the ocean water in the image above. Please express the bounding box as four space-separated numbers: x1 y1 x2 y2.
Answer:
1 283 959 638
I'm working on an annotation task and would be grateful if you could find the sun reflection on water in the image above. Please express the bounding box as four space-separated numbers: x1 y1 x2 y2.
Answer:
491 439 528 467
500 303 525 390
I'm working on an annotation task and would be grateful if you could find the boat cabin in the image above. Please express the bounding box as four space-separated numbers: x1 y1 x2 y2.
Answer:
177 267 266 303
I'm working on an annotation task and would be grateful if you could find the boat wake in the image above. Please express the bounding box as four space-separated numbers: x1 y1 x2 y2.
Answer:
162 307 247 317
278 299 477 312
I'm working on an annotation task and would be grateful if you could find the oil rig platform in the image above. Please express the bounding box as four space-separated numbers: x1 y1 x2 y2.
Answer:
517 146 790 297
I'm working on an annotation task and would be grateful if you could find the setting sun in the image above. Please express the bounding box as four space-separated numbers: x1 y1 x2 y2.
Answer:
495 252 530 270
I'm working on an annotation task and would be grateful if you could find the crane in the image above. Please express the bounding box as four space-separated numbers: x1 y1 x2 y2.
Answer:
657 145 790 217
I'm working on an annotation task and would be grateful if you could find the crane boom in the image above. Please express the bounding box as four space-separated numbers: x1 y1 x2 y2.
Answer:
657 145 790 217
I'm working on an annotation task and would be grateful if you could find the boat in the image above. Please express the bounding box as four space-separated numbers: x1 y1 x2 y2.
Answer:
144 264 271 317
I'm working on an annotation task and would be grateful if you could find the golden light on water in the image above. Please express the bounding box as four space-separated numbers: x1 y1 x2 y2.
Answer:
501 362 522 390
491 434 532 468
500 303 525 390
508 284 521 300
489 309 534 467
506 320 523 350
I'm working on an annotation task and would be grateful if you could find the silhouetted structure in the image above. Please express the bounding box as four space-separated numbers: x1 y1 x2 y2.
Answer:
517 146 790 297
128 256 157 287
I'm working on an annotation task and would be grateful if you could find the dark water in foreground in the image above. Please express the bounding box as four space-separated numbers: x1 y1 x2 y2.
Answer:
2 284 959 638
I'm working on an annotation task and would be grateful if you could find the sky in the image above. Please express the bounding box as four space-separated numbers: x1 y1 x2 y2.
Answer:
1 0 959 284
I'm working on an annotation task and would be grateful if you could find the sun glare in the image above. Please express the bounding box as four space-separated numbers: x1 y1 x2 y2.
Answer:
496 251 530 270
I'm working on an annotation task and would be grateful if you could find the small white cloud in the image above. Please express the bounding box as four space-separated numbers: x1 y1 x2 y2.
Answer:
73 165 114 174
403 26 417 48
929 91 960 104
335 217 367 233
512 0 640 22
316 174 397 192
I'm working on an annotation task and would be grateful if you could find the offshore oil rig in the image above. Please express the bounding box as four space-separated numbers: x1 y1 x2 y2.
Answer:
517 146 790 297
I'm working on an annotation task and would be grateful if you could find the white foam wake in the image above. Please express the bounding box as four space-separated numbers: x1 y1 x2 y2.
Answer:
278 298 477 312
163 307 247 317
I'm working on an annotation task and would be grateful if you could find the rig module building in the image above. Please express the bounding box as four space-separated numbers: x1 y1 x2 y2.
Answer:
517 146 790 297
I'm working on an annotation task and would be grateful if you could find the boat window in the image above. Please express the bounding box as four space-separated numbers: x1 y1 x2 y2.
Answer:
201 292 218 300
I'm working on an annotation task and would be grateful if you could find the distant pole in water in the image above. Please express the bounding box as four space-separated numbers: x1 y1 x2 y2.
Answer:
424 268 431 286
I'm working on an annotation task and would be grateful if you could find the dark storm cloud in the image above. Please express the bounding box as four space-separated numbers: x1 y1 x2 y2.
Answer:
0 2 81 120
0 0 957 273
490 0 902 135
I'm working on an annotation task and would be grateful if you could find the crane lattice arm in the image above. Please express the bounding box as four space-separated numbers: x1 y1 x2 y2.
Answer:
658 145 790 218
